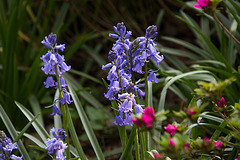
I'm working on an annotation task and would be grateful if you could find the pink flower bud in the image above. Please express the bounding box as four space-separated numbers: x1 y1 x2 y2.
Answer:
143 107 155 118
131 118 142 127
194 0 210 9
217 97 225 107
165 124 178 136
154 153 163 159
141 115 153 128
214 141 223 149
203 137 211 143
237 155 240 160
183 143 190 149
169 138 176 147
188 107 196 116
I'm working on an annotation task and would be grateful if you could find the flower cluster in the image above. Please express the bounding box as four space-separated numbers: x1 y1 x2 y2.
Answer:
165 124 178 136
194 0 210 9
0 131 22 160
41 33 72 116
44 127 68 160
131 107 155 128
103 22 163 126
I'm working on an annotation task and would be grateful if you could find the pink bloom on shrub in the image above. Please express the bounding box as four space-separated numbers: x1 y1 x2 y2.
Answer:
154 153 163 159
131 118 142 127
237 155 240 160
183 143 190 149
203 137 211 143
165 124 178 136
214 141 223 149
188 107 196 116
141 107 155 127
143 107 155 117
194 0 210 9
217 97 225 107
141 114 153 127
169 138 176 147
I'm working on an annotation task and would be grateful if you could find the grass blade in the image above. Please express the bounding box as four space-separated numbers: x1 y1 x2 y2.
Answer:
158 70 211 112
65 105 87 160
15 101 49 141
68 83 105 160
13 113 40 143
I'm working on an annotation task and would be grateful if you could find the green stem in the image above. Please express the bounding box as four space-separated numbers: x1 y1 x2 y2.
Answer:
135 129 140 160
139 131 146 160
144 63 149 157
55 65 71 159
213 14 240 45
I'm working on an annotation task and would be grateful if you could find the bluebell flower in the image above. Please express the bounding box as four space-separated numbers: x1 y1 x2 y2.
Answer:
51 127 67 140
113 22 126 36
113 113 124 126
44 76 56 88
50 105 62 116
60 92 72 105
103 23 163 126
41 33 73 113
102 63 113 70
137 88 145 100
134 104 143 114
55 44 65 52
145 25 158 39
59 77 68 88
123 113 133 126
41 33 57 49
60 62 71 73
10 155 23 160
148 71 159 83
0 131 22 159
104 88 116 100
45 128 68 160
119 99 133 113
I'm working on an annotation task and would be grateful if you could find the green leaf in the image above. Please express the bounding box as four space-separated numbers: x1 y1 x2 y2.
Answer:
119 127 136 160
13 113 40 143
29 95 44 126
51 3 69 32
15 101 49 141
63 73 104 108
65 106 87 159
68 83 105 160
158 70 211 112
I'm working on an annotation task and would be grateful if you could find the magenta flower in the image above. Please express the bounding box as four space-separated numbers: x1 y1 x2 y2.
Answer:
132 107 155 128
183 143 190 150
203 137 211 143
194 0 210 9
188 107 196 116
169 138 176 147
141 114 154 127
131 118 142 127
217 97 225 107
165 124 178 136
237 155 240 160
141 107 155 127
143 107 155 117
154 153 163 159
214 141 223 149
